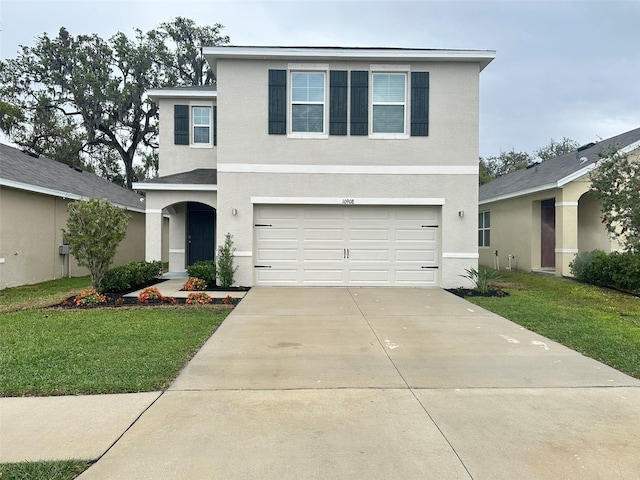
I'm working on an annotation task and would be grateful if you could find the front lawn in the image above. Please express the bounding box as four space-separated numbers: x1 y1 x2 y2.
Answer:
466 270 640 379
0 460 90 480
0 277 91 313
0 306 229 396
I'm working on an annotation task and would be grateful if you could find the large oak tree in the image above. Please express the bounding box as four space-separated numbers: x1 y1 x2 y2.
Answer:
0 18 229 188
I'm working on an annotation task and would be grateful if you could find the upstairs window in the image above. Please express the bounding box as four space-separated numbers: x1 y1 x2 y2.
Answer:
372 73 406 134
291 72 325 133
478 211 491 247
192 106 211 144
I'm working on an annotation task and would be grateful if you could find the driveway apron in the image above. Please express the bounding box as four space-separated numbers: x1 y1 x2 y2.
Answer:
79 288 640 480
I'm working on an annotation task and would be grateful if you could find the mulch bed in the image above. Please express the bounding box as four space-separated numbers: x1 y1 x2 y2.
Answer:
446 288 509 298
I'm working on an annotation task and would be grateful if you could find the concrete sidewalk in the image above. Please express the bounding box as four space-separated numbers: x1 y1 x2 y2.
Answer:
76 288 640 479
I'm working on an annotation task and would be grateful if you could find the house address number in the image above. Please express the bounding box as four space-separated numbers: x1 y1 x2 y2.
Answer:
342 198 355 205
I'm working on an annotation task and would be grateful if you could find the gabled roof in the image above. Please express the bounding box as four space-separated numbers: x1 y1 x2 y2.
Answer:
133 169 217 191
0 143 145 212
479 127 640 204
203 45 496 74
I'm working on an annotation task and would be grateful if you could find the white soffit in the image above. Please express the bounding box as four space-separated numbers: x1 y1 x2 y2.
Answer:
132 183 218 191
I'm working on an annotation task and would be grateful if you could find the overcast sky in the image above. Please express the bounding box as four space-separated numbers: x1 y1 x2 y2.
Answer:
1 0 639 158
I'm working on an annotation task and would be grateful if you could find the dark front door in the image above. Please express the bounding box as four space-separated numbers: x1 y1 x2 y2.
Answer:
541 199 556 269
187 204 215 266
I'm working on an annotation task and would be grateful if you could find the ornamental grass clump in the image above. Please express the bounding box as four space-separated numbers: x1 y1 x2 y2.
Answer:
183 277 207 291
186 292 212 305
73 288 106 306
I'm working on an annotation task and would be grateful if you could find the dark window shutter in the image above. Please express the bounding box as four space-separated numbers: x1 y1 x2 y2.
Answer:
350 71 368 135
174 104 189 145
411 72 429 136
329 70 347 135
268 69 287 134
213 105 217 146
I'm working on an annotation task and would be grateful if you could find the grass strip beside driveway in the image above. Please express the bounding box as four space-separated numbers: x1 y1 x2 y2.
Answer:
0 460 90 480
0 306 229 396
465 270 640 379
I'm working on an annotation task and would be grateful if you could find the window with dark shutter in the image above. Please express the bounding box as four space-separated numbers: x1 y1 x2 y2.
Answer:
410 72 429 136
350 71 368 135
174 104 189 145
329 71 347 135
268 69 287 134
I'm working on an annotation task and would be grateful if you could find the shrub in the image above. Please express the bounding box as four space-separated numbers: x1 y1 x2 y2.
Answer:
100 261 162 293
460 267 501 294
183 277 207 291
217 233 238 288
186 292 212 305
570 250 640 292
186 260 216 286
63 199 130 289
137 286 163 303
73 288 106 306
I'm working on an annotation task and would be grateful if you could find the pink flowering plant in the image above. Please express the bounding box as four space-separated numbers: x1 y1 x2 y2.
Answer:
183 277 207 291
137 286 164 303
73 288 106 306
186 292 212 305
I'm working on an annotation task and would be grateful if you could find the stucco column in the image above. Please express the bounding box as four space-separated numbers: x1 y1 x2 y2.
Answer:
555 201 578 277
145 209 163 262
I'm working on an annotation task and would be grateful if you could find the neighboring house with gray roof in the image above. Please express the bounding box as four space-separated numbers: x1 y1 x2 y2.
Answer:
134 45 496 288
478 126 640 277
0 143 149 289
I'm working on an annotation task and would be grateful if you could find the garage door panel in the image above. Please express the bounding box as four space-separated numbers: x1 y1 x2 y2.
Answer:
256 248 299 262
349 228 389 241
254 205 439 286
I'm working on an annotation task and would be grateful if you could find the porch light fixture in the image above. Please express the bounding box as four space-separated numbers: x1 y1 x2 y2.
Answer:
232 208 238 216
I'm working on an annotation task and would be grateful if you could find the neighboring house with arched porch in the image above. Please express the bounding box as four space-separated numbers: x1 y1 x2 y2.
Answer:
478 127 640 277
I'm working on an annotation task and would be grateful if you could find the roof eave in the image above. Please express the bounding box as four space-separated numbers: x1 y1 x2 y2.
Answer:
147 89 217 101
203 46 496 74
133 182 218 191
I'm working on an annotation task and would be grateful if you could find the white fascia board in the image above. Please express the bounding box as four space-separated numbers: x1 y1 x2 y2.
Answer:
1 178 145 213
251 197 446 206
619 140 640 154
147 89 217 101
204 46 496 71
479 182 558 205
218 164 476 175
557 164 597 187
133 182 218 192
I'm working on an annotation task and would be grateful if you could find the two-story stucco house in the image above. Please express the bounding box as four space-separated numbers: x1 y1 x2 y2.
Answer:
134 46 495 288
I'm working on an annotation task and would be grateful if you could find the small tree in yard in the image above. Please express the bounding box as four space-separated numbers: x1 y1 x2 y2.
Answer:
590 146 640 252
63 198 130 289
217 233 238 288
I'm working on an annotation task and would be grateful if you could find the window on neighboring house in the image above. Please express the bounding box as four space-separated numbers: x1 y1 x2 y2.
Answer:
192 106 211 144
478 211 491 247
372 72 406 134
291 71 325 133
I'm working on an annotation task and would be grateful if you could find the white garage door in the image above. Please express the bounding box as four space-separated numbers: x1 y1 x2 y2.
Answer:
253 205 439 286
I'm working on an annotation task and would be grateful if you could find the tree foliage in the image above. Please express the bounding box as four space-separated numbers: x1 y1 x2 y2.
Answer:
0 18 229 188
589 146 640 252
480 137 579 185
62 199 130 289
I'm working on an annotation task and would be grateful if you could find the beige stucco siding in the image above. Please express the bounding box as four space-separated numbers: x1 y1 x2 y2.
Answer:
157 97 217 177
0 187 145 290
216 59 480 168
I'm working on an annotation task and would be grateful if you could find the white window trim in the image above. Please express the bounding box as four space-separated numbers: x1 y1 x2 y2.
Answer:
287 64 329 139
190 101 214 148
369 70 409 139
478 210 491 247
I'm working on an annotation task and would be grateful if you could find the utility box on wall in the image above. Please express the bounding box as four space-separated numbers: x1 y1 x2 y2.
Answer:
59 245 70 255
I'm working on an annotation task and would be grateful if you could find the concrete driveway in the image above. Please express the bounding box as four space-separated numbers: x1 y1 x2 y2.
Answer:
79 288 640 479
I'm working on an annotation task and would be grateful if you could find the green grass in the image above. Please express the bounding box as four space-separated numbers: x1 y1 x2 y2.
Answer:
0 306 229 396
0 460 90 480
466 270 640 379
0 277 91 313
